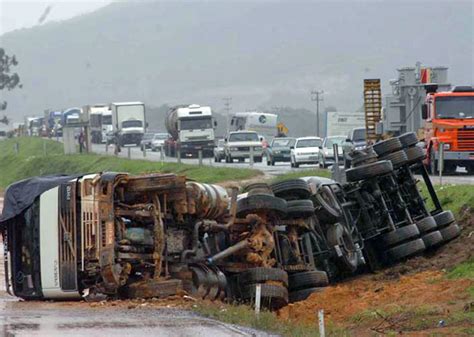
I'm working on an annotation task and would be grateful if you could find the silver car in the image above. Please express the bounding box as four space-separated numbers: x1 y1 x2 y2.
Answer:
318 135 346 168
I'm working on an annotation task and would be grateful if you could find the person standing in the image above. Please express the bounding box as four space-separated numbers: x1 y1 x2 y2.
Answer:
78 129 85 153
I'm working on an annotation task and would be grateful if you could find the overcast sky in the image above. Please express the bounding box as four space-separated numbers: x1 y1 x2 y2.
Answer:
0 0 112 35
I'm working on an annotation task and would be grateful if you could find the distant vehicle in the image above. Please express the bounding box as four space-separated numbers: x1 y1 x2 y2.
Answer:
111 102 146 147
343 127 367 152
140 132 156 150
164 104 216 158
224 131 263 163
214 139 226 162
319 136 346 168
290 137 322 168
150 133 169 152
230 112 278 142
83 104 110 143
101 109 113 143
264 137 295 166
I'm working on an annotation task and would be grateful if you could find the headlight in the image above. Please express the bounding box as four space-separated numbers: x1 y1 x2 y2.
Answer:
274 150 281 154
355 146 365 150
254 146 262 151
230 147 238 151
442 143 451 150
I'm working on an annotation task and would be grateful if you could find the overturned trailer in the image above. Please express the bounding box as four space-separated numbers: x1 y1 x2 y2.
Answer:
0 133 460 307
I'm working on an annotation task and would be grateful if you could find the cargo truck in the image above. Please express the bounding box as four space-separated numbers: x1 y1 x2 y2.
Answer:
422 85 474 174
164 104 216 157
111 102 146 147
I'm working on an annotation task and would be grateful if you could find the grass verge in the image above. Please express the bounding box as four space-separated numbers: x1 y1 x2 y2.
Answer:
270 168 331 183
0 138 261 188
193 302 347 337
421 184 474 217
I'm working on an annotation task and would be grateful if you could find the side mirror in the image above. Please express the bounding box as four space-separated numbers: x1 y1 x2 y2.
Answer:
421 104 428 119
345 138 352 143
146 122 149 128
290 146 295 149
224 138 228 142
214 120 217 127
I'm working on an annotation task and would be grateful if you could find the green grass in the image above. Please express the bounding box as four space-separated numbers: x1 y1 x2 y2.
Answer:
0 138 261 188
420 184 474 217
270 168 331 183
193 302 348 337
447 258 474 280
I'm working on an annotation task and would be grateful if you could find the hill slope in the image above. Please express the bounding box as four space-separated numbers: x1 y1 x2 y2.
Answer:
1 1 472 129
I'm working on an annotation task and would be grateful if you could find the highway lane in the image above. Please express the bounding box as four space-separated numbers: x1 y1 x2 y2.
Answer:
90 144 474 185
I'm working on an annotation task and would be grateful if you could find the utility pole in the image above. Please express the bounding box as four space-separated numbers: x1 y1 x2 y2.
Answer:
311 90 324 137
223 97 232 136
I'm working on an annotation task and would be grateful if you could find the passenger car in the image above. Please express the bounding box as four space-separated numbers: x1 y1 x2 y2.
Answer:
140 132 155 150
214 139 226 162
150 133 169 152
265 137 295 165
318 135 346 168
290 137 322 168
224 131 263 163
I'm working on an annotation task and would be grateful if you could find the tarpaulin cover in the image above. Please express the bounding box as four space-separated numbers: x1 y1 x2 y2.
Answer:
0 174 82 225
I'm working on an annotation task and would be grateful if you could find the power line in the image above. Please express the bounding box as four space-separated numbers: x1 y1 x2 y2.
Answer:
223 97 232 135
311 90 324 137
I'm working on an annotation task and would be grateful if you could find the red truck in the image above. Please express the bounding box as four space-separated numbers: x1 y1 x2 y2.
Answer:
422 85 474 174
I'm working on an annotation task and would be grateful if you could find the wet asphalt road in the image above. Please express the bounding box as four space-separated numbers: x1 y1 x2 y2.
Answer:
91 144 474 185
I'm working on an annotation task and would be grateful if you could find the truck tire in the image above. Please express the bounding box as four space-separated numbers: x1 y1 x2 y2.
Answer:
288 270 329 291
421 230 444 249
405 146 425 165
286 200 315 218
326 223 359 273
270 179 311 200
242 183 273 195
236 194 287 217
345 160 393 182
379 150 408 169
289 287 324 303
238 268 288 287
397 132 419 148
433 210 455 229
416 216 437 234
372 138 402 156
385 238 425 262
380 224 420 247
314 186 342 223
440 223 461 243
239 283 288 310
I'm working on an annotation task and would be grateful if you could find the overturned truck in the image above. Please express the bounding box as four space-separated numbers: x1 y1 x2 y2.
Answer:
0 133 460 308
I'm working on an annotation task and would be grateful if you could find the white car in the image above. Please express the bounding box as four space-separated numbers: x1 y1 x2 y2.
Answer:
318 135 346 168
290 137 323 168
225 131 263 163
150 133 169 152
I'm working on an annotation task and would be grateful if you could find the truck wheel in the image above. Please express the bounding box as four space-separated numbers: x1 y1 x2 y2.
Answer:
345 160 393 182
421 230 444 249
433 210 455 229
286 200 315 218
440 223 461 243
326 223 359 273
236 194 287 217
289 287 324 303
238 267 288 287
379 150 408 169
385 238 425 262
270 179 311 200
429 147 438 174
405 146 425 165
239 283 288 310
242 183 273 195
468 165 474 175
379 224 420 247
271 160 275 166
288 270 329 291
416 216 437 234
397 132 418 148
372 138 402 156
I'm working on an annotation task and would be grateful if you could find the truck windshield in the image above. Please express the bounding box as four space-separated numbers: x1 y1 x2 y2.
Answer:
102 115 112 125
435 96 474 119
229 132 259 142
122 120 143 128
180 117 213 130
8 199 42 299
296 139 322 148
